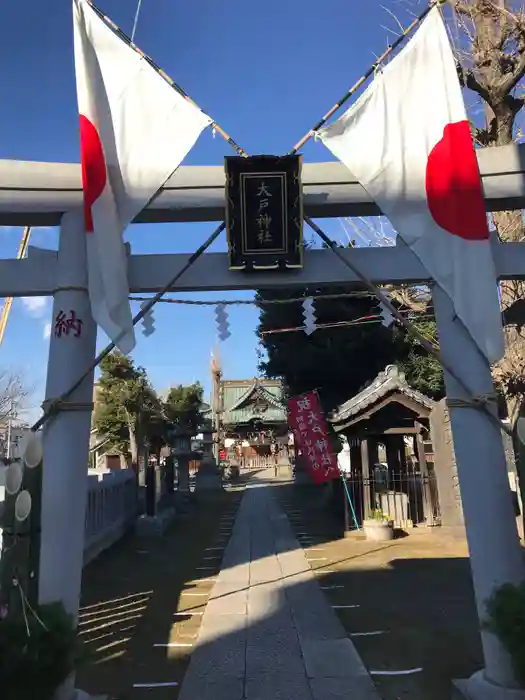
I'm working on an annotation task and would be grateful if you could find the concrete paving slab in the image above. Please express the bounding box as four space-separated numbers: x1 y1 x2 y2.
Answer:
177 676 245 700
309 676 382 700
301 638 372 678
245 672 313 700
246 643 306 677
189 641 246 679
204 592 247 615
209 581 248 600
177 470 380 700
197 613 246 642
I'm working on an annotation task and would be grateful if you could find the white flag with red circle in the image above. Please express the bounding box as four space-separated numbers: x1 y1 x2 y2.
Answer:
73 0 212 353
319 6 504 363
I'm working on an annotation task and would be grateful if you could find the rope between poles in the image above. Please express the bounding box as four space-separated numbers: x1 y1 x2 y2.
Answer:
304 215 510 436
31 223 226 432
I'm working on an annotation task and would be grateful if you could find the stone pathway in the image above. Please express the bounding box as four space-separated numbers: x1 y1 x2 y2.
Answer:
178 471 380 700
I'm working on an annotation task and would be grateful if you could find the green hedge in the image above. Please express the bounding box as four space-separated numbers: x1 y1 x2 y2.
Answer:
484 582 525 688
0 602 81 700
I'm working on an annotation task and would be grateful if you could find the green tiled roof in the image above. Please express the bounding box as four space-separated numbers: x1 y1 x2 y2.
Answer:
222 379 286 425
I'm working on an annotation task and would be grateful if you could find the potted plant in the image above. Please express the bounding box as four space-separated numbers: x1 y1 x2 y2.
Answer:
363 509 394 542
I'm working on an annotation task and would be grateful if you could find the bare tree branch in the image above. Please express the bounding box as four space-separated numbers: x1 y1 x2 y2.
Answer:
0 371 31 424
454 2 475 16
381 3 406 31
458 62 493 102
495 48 525 96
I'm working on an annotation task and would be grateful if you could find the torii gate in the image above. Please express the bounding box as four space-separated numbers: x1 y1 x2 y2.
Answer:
1 143 525 699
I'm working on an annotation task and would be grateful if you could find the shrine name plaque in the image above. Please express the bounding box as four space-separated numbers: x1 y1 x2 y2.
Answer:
225 154 304 270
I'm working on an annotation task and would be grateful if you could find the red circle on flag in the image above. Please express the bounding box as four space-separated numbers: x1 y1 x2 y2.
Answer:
425 121 489 241
79 115 107 232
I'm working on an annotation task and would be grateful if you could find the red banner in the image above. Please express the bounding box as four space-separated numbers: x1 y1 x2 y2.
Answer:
288 391 340 484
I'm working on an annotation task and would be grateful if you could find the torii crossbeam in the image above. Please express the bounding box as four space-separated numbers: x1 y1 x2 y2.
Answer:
0 141 524 225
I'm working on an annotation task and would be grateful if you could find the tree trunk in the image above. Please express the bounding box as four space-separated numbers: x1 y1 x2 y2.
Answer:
125 409 139 474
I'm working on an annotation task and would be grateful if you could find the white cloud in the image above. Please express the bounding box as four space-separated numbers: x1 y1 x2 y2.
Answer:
43 322 51 340
21 296 48 318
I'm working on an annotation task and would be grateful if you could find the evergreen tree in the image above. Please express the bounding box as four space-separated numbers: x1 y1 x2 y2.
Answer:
164 383 204 436
393 316 445 400
257 282 445 409
258 285 397 411
94 352 164 464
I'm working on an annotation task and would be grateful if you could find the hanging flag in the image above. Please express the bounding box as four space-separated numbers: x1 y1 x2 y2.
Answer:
288 392 340 485
73 0 212 353
319 6 504 363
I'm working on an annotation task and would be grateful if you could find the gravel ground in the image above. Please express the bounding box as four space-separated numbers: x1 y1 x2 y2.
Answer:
77 486 244 700
276 481 484 700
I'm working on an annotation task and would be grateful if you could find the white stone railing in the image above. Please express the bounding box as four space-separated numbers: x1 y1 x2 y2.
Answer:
84 469 137 565
0 468 137 566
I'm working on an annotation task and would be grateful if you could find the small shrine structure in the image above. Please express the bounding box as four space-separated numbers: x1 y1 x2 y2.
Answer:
330 365 440 528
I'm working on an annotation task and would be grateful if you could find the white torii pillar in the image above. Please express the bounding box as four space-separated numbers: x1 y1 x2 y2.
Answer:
38 209 97 700
433 285 525 699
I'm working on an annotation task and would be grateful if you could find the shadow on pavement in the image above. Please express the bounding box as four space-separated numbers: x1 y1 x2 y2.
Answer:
76 471 483 700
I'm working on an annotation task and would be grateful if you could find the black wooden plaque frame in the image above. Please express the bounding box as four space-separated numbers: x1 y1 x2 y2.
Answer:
225 154 304 270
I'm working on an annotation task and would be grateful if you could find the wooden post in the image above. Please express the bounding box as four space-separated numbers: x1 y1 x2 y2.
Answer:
385 436 400 482
415 427 433 526
360 438 372 520
349 440 362 522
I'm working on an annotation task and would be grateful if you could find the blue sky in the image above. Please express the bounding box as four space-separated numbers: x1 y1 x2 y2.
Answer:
0 0 408 418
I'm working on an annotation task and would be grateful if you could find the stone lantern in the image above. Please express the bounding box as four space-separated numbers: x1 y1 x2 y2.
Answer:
194 417 223 492
199 417 214 461
171 424 194 493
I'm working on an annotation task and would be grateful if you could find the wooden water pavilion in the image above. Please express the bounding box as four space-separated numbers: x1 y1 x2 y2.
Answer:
330 365 440 528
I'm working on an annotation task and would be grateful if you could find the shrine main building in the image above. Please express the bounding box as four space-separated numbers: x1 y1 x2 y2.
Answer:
219 378 289 458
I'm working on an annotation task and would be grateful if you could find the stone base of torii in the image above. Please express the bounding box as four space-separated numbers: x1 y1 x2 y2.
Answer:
17 206 525 699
